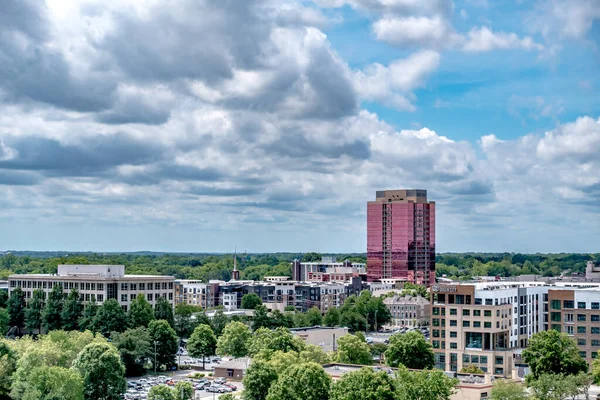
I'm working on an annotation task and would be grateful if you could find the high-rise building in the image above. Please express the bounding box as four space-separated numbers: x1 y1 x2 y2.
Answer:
367 189 435 285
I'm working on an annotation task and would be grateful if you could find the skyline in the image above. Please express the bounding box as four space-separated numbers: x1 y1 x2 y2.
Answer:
0 0 599 253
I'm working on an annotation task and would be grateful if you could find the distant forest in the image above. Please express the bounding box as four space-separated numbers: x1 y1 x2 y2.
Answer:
0 251 598 282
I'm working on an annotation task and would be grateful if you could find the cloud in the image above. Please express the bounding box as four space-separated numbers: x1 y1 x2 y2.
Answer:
461 27 544 52
372 16 459 48
529 0 600 39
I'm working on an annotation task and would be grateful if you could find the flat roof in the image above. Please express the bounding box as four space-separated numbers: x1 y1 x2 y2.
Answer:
9 274 174 281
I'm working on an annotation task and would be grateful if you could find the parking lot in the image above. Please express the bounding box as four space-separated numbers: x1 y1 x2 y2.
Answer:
123 373 243 400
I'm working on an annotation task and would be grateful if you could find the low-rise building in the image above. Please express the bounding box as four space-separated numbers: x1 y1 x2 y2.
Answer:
9 265 175 312
175 280 208 307
291 257 366 283
384 294 430 327
290 326 349 352
213 357 252 380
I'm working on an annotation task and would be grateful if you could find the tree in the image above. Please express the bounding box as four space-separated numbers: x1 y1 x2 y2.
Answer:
216 321 251 358
0 291 7 309
154 297 175 328
13 366 84 400
25 289 45 334
266 362 331 400
306 306 323 326
335 334 372 365
148 320 179 369
339 311 367 333
148 385 175 400
324 308 340 327
299 344 330 364
174 381 194 400
369 342 388 360
187 324 217 370
128 293 155 328
248 327 305 358
241 293 263 310
271 310 294 328
522 330 587 380
42 284 64 332
61 289 83 331
72 342 127 400
267 350 300 373
79 296 98 332
252 305 272 331
394 365 458 400
94 298 127 336
7 287 25 334
0 308 8 336
293 312 310 328
330 367 395 400
0 342 17 398
527 372 590 400
385 331 434 369
461 365 484 374
174 304 199 338
219 395 235 400
242 359 278 400
354 291 392 331
210 309 229 336
402 283 428 298
112 327 152 376
491 380 530 400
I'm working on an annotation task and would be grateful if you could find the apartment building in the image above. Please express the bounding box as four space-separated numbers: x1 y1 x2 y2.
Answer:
430 282 548 377
9 265 175 311
547 287 600 368
175 280 209 307
384 294 430 327
291 257 366 282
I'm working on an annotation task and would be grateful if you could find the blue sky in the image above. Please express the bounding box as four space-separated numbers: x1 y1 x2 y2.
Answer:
0 0 598 253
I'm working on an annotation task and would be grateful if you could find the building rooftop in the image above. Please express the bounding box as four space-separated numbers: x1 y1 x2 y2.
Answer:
214 357 252 371
383 294 430 305
289 326 348 332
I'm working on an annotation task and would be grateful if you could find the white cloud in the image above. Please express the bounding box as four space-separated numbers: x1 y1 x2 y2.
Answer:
530 0 600 39
372 16 459 48
461 27 544 52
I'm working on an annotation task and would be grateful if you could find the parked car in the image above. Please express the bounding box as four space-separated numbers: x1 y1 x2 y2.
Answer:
214 377 226 384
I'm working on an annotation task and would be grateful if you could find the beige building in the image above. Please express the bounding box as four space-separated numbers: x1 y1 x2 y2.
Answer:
290 326 349 352
175 280 208 307
384 294 430 327
9 265 175 311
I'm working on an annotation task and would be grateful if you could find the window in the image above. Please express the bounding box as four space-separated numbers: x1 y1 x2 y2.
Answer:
168 293 173 300
155 283 160 290
130 283 137 291
593 340 600 347
463 309 471 316
85 293 90 301
565 325 574 335
121 294 127 302
463 321 470 327
474 321 481 328
450 309 457 315
162 282 167 290
97 283 104 291
168 282 173 289
578 326 586 334
593 315 600 322
139 283 145 291
97 294 104 302
433 318 440 327
484 322 492 328
473 310 481 317
433 307 440 316
433 330 440 338
480 356 488 364
121 283 128 291
593 327 600 334
564 313 574 322
450 343 457 349
578 338 587 346
579 351 587 358
578 302 586 309
563 300 574 309
485 299 493 306
593 352 599 359
551 300 561 310
495 356 503 365
484 310 492 317
148 293 153 301
578 314 587 321
494 368 504 375
471 355 479 363
450 331 457 338
463 354 470 363
593 302 600 310
450 320 457 327
130 294 136 301
432 341 440 348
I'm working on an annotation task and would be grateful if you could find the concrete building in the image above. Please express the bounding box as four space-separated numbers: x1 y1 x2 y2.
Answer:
213 358 251 380
430 282 548 377
291 257 366 283
175 280 208 307
367 189 436 285
290 326 349 352
384 294 430 327
0 280 8 292
586 261 600 280
9 265 175 311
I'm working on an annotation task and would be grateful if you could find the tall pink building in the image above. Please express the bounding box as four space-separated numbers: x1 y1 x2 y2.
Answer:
367 189 436 286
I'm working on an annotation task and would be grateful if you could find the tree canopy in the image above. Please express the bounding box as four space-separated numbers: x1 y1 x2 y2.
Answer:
128 293 155 328
335 334 372 365
187 324 216 369
216 321 251 358
266 362 332 400
94 298 127 336
112 327 153 376
148 320 179 369
241 293 262 309
385 331 435 369
72 341 127 400
242 358 279 400
522 330 587 380
330 367 395 400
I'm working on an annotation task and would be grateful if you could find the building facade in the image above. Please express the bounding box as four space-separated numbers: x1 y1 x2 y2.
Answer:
291 257 366 283
367 189 435 285
384 294 430 327
9 265 175 312
175 280 208 307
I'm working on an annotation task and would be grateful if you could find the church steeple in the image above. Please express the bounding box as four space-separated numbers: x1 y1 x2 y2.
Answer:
232 246 240 280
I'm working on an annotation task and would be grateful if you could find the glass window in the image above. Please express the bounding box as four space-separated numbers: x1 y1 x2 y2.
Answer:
466 332 483 349
484 310 492 317
90 283 95 291
463 354 470 363
450 309 457 315
578 302 586 309
155 283 160 290
593 302 600 310
551 324 561 332
432 340 440 348
551 300 561 310
463 309 470 316
578 314 587 321
471 355 479 363
433 330 440 338
578 338 587 346
131 283 137 291
592 340 600 347
148 293 153 301
450 320 457 327
473 321 481 328
565 325 574 335
140 283 145 291
433 318 440 327
494 368 504 375
484 322 492 328
564 300 574 309
593 352 598 359
473 310 481 317
578 326 586 334
579 351 587 358
450 343 457 349
97 283 104 291
551 312 562 322
463 321 470 327
97 294 104 302
495 356 503 365
130 294 136 301
121 294 127 302
592 315 600 322
433 307 440 316
168 293 173 300
480 356 488 364
450 331 457 338
592 327 600 334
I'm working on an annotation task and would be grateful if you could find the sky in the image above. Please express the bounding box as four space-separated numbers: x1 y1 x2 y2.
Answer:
0 0 599 254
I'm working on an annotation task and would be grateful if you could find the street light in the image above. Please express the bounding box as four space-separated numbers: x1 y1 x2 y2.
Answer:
154 340 158 376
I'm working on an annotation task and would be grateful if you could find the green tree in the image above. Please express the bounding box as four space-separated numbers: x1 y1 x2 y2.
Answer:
148 385 175 400
293 312 310 328
154 297 175 328
522 330 587 380
7 287 25 334
174 304 199 338
354 291 392 331
302 253 322 262
461 365 484 374
402 283 428 298
0 308 8 336
252 305 272 331
271 310 294 328
242 359 278 400
94 298 127 336
174 381 194 400
394 365 458 400
14 366 84 400
61 289 83 331
324 308 340 327
491 380 530 400
385 331 434 369
0 342 17 398
25 289 45 334
335 334 372 365
241 293 263 309
339 311 367 333
79 296 98 332
210 309 229 336
187 324 217 370
42 284 64 332
0 291 7 309
128 293 155 328
369 342 388 360
267 350 299 373
72 342 127 400
330 367 395 400
527 372 590 400
248 327 305 358
306 306 323 326
219 395 235 400
112 327 152 376
299 344 330 364
266 362 331 400
148 320 179 369
216 321 251 358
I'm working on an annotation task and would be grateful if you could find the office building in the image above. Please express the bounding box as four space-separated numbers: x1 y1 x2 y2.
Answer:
9 265 175 311
430 282 548 377
367 189 435 285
